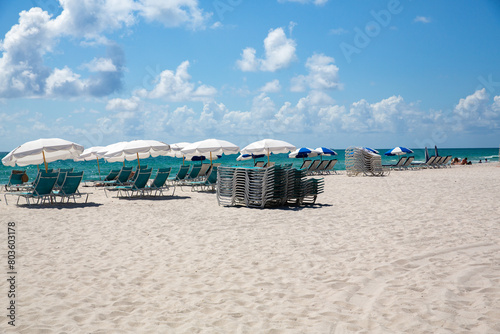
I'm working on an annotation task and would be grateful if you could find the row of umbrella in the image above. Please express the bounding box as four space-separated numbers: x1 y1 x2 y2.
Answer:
2 137 415 178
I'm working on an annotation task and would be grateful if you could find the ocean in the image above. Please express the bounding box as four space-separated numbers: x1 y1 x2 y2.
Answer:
1 147 498 185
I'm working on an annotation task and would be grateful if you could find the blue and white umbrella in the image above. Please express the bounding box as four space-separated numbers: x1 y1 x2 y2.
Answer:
384 146 414 156
363 147 379 154
236 153 266 162
289 147 320 159
314 147 337 160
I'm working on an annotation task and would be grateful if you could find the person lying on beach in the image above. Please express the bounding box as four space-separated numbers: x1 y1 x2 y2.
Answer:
460 158 472 165
451 157 460 165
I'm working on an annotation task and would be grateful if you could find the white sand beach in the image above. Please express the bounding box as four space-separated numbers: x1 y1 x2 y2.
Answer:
1 164 499 333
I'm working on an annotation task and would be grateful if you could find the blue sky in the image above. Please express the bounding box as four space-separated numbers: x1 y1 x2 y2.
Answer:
0 0 499 151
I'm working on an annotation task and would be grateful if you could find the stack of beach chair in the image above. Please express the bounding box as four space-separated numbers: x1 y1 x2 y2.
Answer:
345 147 390 177
216 165 324 208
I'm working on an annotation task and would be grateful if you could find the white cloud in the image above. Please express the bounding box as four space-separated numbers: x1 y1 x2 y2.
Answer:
106 96 141 111
452 89 499 130
140 60 217 102
260 79 281 93
237 27 297 72
291 53 341 92
0 0 211 99
277 0 328 5
414 16 431 24
83 57 117 72
137 0 210 30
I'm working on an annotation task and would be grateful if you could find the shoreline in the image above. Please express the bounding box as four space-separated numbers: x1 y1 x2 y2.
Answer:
1 164 499 333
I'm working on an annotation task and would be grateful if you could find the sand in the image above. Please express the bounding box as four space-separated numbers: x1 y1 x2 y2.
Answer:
1 163 499 333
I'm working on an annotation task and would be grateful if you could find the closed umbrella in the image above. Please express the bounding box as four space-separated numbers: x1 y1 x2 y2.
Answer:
425 147 429 162
2 138 84 172
241 139 296 164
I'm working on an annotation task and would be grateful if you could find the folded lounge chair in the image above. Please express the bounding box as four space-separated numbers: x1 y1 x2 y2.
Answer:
5 172 59 205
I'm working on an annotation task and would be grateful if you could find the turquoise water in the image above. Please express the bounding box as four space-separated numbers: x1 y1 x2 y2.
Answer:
1 148 498 185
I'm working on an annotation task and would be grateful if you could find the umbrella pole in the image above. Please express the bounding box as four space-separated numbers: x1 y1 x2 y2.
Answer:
210 152 213 166
96 157 101 180
123 160 125 167
42 150 48 172
137 152 140 168
267 148 270 165
183 155 185 166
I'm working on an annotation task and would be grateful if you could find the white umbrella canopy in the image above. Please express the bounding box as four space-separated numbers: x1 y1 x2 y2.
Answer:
2 138 84 171
181 138 239 164
102 140 170 166
166 142 191 158
241 139 296 164
74 146 106 179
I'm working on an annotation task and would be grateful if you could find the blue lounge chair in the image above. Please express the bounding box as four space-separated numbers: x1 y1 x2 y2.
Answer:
4 170 28 191
101 167 133 186
5 172 59 205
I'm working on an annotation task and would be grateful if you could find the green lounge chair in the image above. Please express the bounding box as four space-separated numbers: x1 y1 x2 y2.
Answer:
105 168 152 197
168 165 190 185
187 167 218 192
4 170 28 191
145 167 175 196
101 167 133 186
5 172 59 205
52 171 90 203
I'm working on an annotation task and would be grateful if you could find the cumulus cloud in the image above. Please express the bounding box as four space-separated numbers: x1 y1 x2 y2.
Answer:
0 0 211 99
291 53 341 92
452 89 500 130
138 0 210 30
137 60 217 102
260 79 281 93
106 96 141 111
237 27 297 72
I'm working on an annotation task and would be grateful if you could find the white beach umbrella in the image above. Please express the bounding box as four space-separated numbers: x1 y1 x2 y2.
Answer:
166 142 191 165
2 138 84 172
74 146 105 179
241 139 296 164
181 138 239 164
102 140 170 167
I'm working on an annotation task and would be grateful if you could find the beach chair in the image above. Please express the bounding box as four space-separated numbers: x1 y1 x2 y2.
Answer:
383 156 407 170
196 163 212 179
421 156 437 169
5 172 59 205
105 168 152 197
101 167 133 186
103 169 121 181
4 170 28 191
183 165 202 183
144 168 175 196
263 161 275 168
401 156 415 170
307 160 321 175
440 155 452 168
314 160 330 175
168 165 190 184
54 168 74 189
188 166 218 192
299 160 312 170
323 159 338 174
254 161 265 167
52 171 90 203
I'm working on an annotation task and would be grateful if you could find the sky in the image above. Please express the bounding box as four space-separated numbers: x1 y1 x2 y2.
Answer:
0 0 499 152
